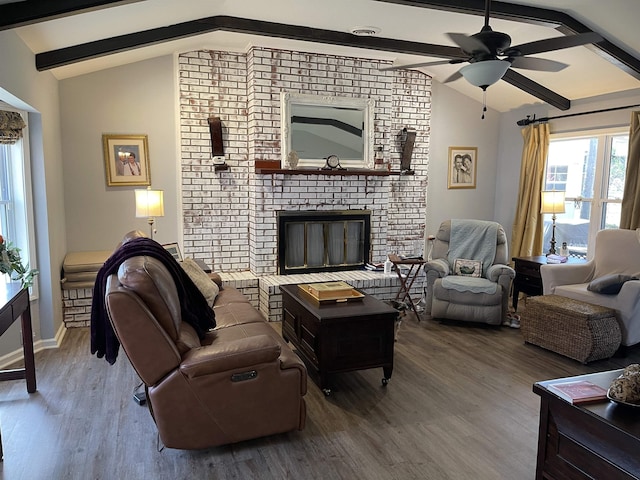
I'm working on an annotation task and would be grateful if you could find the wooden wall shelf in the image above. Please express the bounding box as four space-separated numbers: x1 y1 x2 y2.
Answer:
254 168 413 176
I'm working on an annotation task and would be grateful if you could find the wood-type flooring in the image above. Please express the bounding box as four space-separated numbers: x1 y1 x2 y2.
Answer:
0 308 637 480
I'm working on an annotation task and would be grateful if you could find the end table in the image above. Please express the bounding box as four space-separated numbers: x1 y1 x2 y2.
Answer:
512 255 584 311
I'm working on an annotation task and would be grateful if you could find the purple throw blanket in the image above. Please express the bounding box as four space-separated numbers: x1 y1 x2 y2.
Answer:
90 237 216 365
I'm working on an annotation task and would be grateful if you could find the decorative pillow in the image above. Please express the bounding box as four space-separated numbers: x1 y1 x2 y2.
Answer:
587 273 637 294
179 257 219 307
453 258 482 277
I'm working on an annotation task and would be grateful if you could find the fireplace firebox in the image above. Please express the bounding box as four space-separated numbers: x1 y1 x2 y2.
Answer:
277 210 371 275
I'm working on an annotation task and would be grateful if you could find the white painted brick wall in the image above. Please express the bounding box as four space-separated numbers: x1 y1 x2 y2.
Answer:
179 46 430 319
62 288 93 327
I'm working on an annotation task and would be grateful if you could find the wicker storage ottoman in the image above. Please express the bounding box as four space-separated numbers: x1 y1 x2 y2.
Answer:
521 294 621 363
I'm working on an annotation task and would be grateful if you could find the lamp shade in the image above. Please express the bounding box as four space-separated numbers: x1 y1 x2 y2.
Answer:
540 190 566 214
460 60 510 89
135 188 165 218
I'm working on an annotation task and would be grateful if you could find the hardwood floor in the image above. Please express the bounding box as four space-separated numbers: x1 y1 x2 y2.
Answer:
0 311 637 480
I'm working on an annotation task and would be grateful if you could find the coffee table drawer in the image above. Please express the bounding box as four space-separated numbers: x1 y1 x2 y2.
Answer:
282 304 318 367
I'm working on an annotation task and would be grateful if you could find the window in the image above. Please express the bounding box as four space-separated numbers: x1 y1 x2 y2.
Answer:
544 128 629 258
0 111 37 293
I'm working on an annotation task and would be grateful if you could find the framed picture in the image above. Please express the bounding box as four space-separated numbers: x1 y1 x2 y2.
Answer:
103 134 151 186
447 146 477 189
162 243 182 261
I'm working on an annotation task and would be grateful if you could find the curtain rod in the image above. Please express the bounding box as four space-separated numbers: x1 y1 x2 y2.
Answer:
516 103 640 126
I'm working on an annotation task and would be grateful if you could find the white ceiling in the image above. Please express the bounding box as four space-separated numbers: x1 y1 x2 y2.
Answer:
11 0 640 112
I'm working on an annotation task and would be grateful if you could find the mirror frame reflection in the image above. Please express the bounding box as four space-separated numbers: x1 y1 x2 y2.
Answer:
280 92 374 169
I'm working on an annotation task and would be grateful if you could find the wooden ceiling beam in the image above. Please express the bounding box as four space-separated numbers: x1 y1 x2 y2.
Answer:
0 0 143 30
34 14 569 109
35 15 467 70
502 70 570 111
27 1 640 110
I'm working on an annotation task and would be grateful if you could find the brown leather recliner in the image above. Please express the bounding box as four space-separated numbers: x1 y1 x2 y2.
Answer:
105 255 307 450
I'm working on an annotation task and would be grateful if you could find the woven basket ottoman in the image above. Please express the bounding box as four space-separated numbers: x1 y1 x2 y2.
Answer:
521 294 621 363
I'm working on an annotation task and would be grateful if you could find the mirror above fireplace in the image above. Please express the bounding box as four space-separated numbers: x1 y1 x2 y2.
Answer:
281 92 374 169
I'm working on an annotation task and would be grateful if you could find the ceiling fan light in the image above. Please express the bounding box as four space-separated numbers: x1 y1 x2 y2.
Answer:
460 60 510 89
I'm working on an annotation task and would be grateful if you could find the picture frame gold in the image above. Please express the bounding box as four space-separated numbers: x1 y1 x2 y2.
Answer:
103 134 151 187
447 146 477 189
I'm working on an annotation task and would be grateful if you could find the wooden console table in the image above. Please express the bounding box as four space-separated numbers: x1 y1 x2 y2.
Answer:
0 283 37 460
534 369 640 479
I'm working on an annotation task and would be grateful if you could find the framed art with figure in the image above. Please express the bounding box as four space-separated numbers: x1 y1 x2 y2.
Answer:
448 146 477 189
103 134 151 187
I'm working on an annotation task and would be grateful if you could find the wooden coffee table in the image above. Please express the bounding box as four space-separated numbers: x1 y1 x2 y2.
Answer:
280 284 398 395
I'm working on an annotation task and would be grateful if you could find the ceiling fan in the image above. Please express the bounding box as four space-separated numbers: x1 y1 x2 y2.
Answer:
383 0 602 96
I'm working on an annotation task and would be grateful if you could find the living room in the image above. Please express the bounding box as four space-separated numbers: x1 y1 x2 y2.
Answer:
1 1 640 478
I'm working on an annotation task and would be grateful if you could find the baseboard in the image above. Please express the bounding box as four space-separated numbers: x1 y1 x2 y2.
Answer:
0 322 66 370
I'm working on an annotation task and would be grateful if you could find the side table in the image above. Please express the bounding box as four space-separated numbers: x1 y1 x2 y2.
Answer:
512 255 584 312
388 254 425 319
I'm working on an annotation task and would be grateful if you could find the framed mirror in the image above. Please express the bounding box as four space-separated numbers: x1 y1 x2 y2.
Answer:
281 92 374 169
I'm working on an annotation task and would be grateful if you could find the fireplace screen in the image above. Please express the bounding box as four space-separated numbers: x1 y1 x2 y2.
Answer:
278 210 371 274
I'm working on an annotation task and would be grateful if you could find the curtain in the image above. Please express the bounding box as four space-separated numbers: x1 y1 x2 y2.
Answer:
0 111 26 144
620 111 640 229
511 123 550 258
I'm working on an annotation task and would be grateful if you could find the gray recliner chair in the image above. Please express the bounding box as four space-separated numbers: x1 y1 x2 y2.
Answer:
424 219 515 325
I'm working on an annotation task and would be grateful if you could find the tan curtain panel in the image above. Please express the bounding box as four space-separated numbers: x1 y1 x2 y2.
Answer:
0 110 26 145
620 111 640 229
511 123 550 258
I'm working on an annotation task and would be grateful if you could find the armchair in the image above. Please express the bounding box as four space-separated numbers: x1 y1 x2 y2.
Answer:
424 220 515 325
541 228 640 348
105 254 306 450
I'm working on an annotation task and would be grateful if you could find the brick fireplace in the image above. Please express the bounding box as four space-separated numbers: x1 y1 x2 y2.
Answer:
177 46 430 318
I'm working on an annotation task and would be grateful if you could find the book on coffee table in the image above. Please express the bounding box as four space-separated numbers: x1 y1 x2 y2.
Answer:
547 380 609 404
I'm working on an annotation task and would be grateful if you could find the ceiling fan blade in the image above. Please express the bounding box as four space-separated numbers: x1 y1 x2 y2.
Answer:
509 56 568 72
510 31 603 56
442 70 463 84
379 59 462 72
447 32 490 54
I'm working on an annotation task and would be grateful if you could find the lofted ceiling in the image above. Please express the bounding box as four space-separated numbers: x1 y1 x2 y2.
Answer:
3 0 640 112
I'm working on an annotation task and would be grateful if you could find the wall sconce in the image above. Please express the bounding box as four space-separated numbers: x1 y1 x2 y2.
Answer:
135 187 164 239
540 190 566 255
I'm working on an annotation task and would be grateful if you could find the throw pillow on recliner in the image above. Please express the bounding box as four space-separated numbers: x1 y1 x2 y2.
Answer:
453 258 482 277
180 257 220 307
587 273 638 294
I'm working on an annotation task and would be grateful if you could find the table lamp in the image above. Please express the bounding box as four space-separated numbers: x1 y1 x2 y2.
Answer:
540 190 566 255
135 187 164 239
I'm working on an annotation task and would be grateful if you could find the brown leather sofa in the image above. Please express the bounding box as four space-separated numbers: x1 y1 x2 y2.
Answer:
104 252 307 450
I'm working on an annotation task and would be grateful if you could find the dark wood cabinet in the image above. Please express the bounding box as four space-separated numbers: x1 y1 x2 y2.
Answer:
280 284 398 395
512 255 584 311
534 370 640 480
512 256 546 311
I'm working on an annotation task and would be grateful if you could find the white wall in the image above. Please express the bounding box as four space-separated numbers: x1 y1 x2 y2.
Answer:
59 55 180 251
427 81 502 236
0 30 66 352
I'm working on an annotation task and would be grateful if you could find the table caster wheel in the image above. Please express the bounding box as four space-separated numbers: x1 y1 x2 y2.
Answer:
322 388 331 396
382 378 389 387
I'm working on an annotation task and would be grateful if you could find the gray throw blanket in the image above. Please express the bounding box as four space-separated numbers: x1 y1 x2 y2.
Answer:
448 219 498 277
